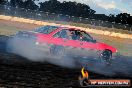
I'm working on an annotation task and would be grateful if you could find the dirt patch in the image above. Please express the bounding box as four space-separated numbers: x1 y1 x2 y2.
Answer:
0 19 40 30
0 52 131 88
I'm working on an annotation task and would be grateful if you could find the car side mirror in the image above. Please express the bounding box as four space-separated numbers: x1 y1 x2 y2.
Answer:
92 39 96 43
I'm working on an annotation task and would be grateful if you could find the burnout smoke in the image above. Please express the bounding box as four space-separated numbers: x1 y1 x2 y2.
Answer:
78 55 132 77
6 35 132 77
7 36 76 68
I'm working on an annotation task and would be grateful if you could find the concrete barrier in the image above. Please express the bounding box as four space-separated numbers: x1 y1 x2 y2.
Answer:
11 17 19 22
0 15 132 39
0 15 12 20
103 31 111 35
21 19 30 24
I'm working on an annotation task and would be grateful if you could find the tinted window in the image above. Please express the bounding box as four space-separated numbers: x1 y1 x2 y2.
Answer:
34 26 58 34
54 29 69 39
53 29 94 42
80 31 93 42
70 30 81 40
54 29 82 40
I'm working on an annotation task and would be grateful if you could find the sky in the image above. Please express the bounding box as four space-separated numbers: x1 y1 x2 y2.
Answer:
35 0 132 16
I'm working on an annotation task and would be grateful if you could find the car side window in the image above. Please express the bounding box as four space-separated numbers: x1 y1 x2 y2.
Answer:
53 29 94 42
80 31 93 42
70 30 81 40
54 29 69 39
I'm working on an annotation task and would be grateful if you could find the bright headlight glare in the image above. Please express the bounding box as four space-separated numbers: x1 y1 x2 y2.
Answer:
35 42 39 45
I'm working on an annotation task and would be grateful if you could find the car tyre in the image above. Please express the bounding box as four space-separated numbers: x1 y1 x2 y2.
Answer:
50 45 65 59
100 50 112 64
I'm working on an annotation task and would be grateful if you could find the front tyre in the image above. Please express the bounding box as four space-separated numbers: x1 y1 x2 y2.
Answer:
100 50 112 64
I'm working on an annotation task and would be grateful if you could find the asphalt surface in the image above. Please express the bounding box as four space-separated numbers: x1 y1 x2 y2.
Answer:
0 35 132 88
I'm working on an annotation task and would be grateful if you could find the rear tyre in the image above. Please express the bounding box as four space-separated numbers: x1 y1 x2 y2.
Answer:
50 45 65 59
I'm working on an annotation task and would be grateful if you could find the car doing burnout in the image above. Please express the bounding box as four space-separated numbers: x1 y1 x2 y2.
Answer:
10 25 117 62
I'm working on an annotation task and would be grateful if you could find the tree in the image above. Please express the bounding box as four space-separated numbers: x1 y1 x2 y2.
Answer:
127 16 132 25
39 0 95 18
115 13 131 24
10 0 24 7
0 0 7 5
23 0 38 10
108 14 115 22
10 0 38 10
39 0 61 12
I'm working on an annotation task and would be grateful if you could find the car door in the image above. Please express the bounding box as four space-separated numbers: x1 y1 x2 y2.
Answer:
80 41 98 58
79 31 98 58
50 29 82 57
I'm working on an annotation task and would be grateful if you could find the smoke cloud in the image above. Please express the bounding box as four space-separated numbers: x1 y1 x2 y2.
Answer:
7 36 76 68
6 36 132 77
79 55 132 77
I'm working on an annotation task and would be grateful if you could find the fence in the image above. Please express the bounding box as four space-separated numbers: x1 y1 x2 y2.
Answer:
0 4 132 32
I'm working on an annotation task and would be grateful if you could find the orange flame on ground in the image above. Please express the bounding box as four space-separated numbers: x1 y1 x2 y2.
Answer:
81 67 89 79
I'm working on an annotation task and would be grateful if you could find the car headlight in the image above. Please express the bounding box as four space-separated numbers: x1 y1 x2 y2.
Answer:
35 42 39 45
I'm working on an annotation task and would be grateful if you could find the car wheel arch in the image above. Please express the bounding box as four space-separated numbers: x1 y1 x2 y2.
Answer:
100 49 113 63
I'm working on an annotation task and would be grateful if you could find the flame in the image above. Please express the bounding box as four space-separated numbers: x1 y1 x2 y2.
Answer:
81 67 89 78
79 67 91 86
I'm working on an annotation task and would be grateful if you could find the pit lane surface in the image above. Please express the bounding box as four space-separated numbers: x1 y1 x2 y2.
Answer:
0 35 132 88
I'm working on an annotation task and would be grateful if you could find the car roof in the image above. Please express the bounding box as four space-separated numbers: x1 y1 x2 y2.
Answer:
60 27 84 32
42 25 80 30
43 25 86 33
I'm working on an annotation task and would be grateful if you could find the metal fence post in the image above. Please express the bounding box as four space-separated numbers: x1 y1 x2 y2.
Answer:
130 26 132 33
79 17 82 22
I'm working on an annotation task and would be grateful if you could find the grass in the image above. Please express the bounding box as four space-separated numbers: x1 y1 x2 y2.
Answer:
0 24 18 35
91 33 132 56
47 20 132 34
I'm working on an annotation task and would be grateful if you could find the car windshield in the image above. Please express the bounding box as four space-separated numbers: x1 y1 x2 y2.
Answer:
34 26 58 34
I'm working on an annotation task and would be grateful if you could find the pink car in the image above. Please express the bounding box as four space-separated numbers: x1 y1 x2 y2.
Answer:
14 25 117 62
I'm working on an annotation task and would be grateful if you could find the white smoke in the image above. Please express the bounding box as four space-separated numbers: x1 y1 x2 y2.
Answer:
7 36 76 68
80 55 132 77
6 35 132 77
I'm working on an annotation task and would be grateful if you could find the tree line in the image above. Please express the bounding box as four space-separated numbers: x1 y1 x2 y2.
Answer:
0 0 132 25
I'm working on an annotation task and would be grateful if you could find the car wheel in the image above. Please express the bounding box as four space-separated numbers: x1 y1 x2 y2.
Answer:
50 45 65 59
100 50 112 64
